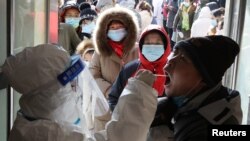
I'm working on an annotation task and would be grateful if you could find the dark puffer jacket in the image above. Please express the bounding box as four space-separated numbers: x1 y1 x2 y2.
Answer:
148 83 242 141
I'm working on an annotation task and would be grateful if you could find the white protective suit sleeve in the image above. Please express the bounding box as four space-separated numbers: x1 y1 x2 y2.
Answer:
95 77 158 141
8 113 85 141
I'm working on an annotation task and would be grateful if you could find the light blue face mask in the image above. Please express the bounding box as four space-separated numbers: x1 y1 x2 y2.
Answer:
107 28 127 42
81 22 95 34
142 44 165 62
65 17 80 28
210 19 218 27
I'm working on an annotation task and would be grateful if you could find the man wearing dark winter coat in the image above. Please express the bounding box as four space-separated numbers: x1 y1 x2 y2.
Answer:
120 35 243 141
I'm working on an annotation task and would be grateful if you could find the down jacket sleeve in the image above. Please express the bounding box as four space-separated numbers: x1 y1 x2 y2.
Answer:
89 52 112 97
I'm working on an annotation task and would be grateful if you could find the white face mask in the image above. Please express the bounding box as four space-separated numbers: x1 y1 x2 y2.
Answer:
107 28 127 42
81 21 95 34
142 44 165 62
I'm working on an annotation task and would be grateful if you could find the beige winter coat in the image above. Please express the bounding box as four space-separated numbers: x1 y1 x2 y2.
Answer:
89 6 140 98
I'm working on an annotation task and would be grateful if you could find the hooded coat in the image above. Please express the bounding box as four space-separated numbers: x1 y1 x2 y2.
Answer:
89 6 139 98
191 6 212 37
108 25 171 111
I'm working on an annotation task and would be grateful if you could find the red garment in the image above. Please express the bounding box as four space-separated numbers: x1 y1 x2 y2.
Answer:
138 53 168 96
138 25 171 96
108 40 124 58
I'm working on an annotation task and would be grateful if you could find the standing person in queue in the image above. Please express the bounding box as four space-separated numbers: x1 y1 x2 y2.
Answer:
88 6 139 131
89 6 139 98
76 2 98 40
60 0 81 28
173 0 196 42
59 0 81 55
108 24 171 111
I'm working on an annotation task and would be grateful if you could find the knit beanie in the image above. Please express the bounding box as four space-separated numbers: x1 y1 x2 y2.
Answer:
80 7 97 22
79 2 91 11
77 0 87 5
174 35 240 87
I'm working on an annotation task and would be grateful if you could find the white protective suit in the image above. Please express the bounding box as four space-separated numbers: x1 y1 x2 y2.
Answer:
3 44 158 141
191 7 212 37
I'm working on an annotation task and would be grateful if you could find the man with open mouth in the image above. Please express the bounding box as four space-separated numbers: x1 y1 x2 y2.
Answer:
124 35 242 141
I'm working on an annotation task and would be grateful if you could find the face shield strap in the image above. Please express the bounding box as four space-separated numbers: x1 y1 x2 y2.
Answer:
57 55 85 86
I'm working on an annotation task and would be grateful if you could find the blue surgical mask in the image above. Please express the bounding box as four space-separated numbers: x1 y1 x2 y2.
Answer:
107 28 127 42
142 44 165 62
65 17 80 28
82 22 95 34
183 2 190 7
210 19 218 27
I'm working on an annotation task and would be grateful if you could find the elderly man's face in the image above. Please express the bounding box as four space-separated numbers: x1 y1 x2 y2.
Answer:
164 49 204 97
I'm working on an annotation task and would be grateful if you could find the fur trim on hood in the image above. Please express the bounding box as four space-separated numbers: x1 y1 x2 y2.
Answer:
93 6 139 56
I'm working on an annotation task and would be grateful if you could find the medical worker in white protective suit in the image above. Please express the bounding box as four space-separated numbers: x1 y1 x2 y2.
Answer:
2 44 158 141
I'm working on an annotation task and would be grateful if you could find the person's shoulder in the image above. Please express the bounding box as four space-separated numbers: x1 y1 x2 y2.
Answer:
60 23 71 28
60 23 75 31
123 60 140 71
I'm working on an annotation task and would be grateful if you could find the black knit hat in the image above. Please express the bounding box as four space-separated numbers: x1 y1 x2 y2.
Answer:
80 8 97 22
77 0 87 5
79 2 91 11
174 35 240 87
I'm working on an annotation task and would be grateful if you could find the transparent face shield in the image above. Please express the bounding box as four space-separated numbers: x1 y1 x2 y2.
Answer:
56 55 88 130
58 54 109 135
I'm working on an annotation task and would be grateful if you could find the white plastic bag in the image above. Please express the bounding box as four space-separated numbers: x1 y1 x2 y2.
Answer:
178 31 184 38
171 31 177 42
81 67 110 134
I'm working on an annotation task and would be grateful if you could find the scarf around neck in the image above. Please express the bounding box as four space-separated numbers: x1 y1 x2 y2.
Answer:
108 40 124 58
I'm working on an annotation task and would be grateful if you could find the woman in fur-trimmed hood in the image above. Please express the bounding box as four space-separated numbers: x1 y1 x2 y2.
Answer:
88 5 139 132
89 6 139 97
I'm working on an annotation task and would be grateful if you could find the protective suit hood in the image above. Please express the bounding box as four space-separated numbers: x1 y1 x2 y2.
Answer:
2 44 70 95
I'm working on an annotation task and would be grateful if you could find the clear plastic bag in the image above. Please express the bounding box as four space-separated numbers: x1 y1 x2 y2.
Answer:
80 67 110 134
